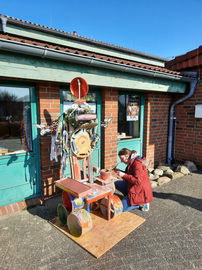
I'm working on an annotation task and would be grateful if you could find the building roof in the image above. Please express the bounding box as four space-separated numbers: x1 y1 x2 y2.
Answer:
0 32 184 77
0 14 194 79
0 14 169 63
166 45 202 70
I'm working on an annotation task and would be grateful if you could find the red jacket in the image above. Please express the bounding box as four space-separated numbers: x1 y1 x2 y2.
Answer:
122 157 153 206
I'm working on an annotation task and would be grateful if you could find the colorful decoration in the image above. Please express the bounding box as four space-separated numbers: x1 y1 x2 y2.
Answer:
34 77 120 239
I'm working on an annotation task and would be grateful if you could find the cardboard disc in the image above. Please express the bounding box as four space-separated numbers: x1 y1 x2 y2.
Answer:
70 77 89 98
70 129 91 158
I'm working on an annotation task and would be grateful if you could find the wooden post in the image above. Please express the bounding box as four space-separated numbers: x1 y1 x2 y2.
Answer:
87 155 94 184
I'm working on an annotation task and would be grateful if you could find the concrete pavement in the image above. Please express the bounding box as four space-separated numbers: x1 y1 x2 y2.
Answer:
0 171 202 270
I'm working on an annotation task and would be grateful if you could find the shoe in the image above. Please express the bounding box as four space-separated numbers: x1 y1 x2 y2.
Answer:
139 203 150 212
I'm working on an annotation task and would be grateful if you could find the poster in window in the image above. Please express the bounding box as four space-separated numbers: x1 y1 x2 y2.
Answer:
127 96 139 121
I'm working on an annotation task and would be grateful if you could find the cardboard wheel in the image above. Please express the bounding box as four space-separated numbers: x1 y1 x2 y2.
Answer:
71 129 91 158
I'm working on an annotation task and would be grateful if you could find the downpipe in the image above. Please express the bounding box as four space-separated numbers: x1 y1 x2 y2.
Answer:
167 77 198 165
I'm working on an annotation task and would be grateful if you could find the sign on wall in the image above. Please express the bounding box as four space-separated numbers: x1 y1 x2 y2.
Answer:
126 96 139 121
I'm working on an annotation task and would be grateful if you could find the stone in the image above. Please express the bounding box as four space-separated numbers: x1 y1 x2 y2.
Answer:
184 160 198 172
149 173 159 181
153 168 163 176
175 165 190 175
149 173 155 180
163 169 174 179
157 165 171 171
148 168 154 173
150 181 158 188
141 158 150 167
157 177 171 185
171 172 184 180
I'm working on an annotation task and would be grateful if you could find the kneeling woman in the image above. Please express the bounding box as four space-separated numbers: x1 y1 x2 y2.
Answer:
114 148 153 212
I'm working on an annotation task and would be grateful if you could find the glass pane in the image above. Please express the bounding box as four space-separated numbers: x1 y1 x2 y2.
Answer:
0 87 32 155
118 94 140 139
63 90 97 129
63 90 97 113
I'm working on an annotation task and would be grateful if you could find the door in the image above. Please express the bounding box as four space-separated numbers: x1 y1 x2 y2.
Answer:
61 87 101 177
0 83 40 207
117 91 145 171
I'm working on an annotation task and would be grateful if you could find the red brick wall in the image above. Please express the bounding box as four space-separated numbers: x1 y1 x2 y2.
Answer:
101 88 118 174
143 92 172 168
173 76 202 166
37 82 62 198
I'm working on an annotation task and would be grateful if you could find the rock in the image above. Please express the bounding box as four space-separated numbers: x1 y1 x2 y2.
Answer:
150 181 158 188
149 173 155 180
141 158 150 167
157 165 171 171
149 173 159 181
171 172 184 180
171 163 181 171
163 169 174 179
184 161 198 172
148 168 154 173
175 165 190 175
153 168 163 176
157 177 171 185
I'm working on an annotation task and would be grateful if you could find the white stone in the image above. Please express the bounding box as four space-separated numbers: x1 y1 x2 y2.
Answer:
153 168 164 176
175 165 190 175
150 181 158 188
157 177 171 185
157 165 171 171
171 172 184 180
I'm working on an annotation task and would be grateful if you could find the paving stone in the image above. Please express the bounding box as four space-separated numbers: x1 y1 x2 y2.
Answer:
0 172 202 269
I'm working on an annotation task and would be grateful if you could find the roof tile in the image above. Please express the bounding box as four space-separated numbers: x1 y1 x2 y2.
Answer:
0 32 189 77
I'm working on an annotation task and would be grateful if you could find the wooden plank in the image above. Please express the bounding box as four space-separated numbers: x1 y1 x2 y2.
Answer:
55 178 92 198
85 183 112 204
72 156 81 180
87 155 94 184
49 210 146 258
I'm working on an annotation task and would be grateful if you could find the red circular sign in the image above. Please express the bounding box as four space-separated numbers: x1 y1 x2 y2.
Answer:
70 77 89 98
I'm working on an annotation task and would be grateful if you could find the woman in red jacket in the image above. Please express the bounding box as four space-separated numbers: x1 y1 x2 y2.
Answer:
114 148 153 212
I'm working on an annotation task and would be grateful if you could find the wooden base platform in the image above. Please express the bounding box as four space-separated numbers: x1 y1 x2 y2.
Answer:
49 209 145 258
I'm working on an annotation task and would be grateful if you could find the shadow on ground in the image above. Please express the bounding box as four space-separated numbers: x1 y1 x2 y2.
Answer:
153 192 202 212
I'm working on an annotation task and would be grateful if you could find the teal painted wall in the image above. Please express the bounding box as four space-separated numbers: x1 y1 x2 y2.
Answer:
0 51 187 93
0 81 41 207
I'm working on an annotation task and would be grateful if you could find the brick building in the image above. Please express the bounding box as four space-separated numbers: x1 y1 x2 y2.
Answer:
0 14 196 214
166 46 202 165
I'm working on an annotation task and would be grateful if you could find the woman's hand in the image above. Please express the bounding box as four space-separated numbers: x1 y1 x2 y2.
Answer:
114 169 125 178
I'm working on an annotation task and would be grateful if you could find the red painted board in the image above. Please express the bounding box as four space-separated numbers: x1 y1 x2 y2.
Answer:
55 178 92 198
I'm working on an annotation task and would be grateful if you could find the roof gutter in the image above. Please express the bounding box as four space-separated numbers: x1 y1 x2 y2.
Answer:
0 39 196 83
167 74 198 165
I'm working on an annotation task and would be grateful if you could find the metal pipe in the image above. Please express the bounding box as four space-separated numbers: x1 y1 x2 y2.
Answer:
0 17 7 33
167 77 198 164
0 38 197 84
173 117 177 162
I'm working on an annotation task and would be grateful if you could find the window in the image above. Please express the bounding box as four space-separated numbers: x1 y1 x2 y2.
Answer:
118 94 140 139
62 90 97 113
0 87 32 155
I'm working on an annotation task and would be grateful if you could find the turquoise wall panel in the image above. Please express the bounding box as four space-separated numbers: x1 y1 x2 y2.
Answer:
0 156 37 205
117 139 142 171
0 81 41 207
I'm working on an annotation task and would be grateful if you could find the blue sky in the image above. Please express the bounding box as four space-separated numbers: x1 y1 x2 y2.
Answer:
1 0 202 59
